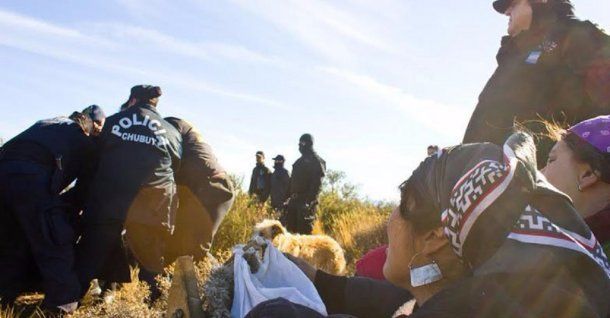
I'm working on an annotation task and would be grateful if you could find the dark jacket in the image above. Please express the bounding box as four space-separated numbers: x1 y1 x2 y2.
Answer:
164 117 234 261
270 166 290 209
290 151 326 203
0 117 96 196
83 103 182 226
463 17 610 163
249 163 271 202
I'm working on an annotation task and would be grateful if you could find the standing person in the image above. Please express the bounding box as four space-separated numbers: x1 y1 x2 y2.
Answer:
75 85 182 302
270 155 290 211
542 115 610 253
0 112 95 314
286 134 326 234
248 151 271 203
163 117 234 263
463 0 610 165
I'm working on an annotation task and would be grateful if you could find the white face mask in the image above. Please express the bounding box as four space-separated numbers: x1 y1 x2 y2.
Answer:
410 262 443 287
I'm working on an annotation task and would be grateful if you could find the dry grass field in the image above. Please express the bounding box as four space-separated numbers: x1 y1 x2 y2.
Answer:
1 171 394 317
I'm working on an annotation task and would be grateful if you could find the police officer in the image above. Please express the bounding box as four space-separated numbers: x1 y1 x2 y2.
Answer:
81 104 106 137
248 151 271 203
463 0 610 165
163 117 234 263
270 155 290 211
285 134 326 234
0 111 95 313
75 85 181 302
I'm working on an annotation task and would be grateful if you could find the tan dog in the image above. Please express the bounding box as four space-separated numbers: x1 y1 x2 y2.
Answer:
253 219 346 275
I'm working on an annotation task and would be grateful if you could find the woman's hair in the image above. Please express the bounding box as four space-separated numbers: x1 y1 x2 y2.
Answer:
69 111 94 135
398 178 441 234
545 121 610 183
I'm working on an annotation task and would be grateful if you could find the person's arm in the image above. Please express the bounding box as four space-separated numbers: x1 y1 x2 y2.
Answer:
286 254 413 317
315 271 413 318
306 160 325 203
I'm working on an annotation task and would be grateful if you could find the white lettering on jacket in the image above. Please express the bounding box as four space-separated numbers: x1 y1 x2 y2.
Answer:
111 113 168 146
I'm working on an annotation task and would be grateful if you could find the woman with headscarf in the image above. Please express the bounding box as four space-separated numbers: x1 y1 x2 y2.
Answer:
542 115 610 254
247 132 610 318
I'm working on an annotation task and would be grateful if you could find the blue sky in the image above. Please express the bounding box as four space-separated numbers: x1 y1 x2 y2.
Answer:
0 0 608 201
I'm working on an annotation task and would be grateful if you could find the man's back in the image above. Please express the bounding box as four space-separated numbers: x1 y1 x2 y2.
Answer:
84 103 181 224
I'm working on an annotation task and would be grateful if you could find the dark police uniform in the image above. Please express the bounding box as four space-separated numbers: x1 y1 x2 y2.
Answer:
463 17 610 165
75 103 181 295
0 117 95 307
163 117 234 262
286 151 326 234
270 165 290 211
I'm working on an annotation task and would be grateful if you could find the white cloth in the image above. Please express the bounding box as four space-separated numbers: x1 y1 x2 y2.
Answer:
231 240 327 318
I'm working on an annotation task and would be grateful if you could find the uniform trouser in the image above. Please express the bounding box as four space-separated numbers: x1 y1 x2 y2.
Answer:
284 200 317 235
0 161 80 307
75 222 130 297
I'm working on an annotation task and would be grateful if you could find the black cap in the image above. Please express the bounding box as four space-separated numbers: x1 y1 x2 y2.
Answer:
130 85 162 100
82 105 106 122
272 155 285 161
256 151 265 157
299 133 314 146
493 0 512 13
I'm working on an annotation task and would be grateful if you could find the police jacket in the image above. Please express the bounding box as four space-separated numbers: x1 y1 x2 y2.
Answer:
270 166 290 208
0 117 95 195
463 17 610 148
290 150 326 203
84 103 181 224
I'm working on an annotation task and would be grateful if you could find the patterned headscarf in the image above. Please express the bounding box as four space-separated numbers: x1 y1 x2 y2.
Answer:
406 132 610 278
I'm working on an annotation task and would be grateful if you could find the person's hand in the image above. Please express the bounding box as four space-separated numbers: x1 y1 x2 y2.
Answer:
284 253 317 282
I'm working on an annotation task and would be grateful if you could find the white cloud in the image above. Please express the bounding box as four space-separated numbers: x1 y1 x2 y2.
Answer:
229 0 397 62
89 23 284 65
0 9 286 110
319 66 470 139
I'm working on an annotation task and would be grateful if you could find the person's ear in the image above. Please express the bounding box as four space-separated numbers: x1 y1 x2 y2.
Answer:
128 97 137 107
422 227 449 257
578 166 601 191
